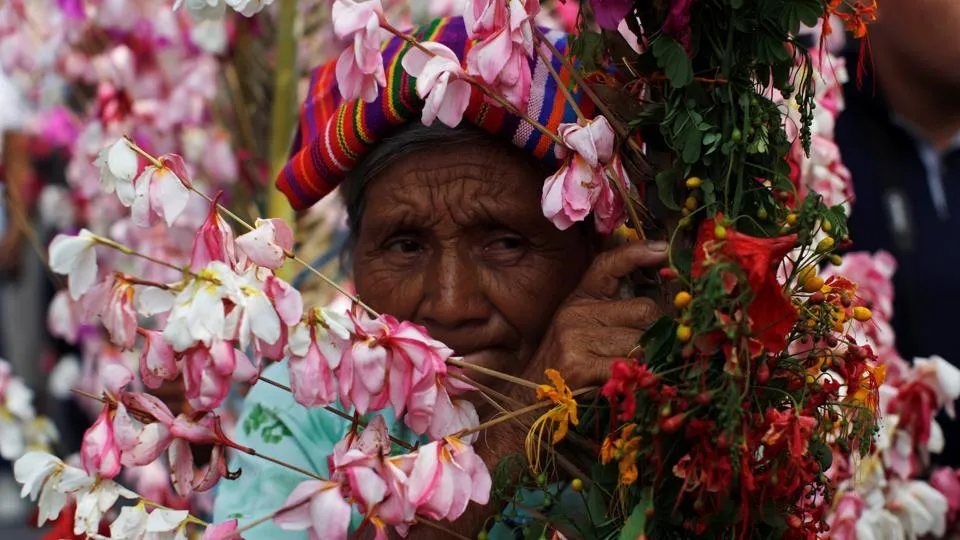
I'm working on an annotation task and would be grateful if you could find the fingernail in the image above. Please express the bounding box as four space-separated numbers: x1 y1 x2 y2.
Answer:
648 241 669 251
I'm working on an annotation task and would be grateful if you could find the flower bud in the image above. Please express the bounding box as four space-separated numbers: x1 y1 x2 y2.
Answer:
853 306 872 322
685 177 702 189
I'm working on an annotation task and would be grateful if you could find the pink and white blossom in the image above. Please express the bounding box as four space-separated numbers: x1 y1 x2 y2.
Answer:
273 480 353 540
406 437 491 522
80 406 123 479
235 218 294 270
95 139 138 206
332 0 386 103
48 230 99 299
401 42 473 128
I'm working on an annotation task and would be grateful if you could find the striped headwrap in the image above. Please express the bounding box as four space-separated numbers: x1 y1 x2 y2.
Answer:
277 16 596 210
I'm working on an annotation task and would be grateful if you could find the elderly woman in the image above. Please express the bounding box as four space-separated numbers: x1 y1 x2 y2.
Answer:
214 17 666 538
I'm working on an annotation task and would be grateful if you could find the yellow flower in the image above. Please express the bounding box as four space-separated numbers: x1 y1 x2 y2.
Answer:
535 369 579 444
600 424 642 486
526 369 579 473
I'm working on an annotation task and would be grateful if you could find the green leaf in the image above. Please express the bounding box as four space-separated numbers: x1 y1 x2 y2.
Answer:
618 488 652 540
730 0 744 8
654 168 681 211
682 126 703 163
652 37 693 88
586 485 608 526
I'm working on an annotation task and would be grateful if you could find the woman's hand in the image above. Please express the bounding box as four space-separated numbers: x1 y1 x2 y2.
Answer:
519 240 669 392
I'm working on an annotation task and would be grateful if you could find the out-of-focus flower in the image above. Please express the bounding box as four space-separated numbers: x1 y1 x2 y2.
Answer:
48 230 99 300
235 218 294 270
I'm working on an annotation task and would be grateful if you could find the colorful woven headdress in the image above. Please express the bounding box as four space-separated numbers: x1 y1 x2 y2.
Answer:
276 16 596 210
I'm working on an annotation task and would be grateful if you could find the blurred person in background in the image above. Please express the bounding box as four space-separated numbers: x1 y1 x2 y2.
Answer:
836 0 960 466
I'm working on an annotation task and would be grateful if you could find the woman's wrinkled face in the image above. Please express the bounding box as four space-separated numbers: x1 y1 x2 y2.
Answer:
353 143 594 388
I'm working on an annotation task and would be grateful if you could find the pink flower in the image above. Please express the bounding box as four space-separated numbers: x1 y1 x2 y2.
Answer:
81 406 122 478
191 197 238 270
131 154 192 228
913 356 960 417
541 116 628 233
930 468 960 526
332 0 386 103
662 0 695 52
406 437 491 521
84 276 138 350
590 0 634 30
827 492 863 540
139 329 179 389
202 520 238 540
463 0 508 39
400 42 473 128
286 318 348 408
113 401 173 467
235 218 293 270
182 341 256 411
465 0 537 110
273 480 352 540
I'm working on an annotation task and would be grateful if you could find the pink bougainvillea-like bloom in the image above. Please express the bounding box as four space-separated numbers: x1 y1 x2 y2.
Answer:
465 0 537 111
286 309 353 408
463 0 508 39
138 329 179 389
541 116 628 233
131 154 192 229
85 276 138 351
274 480 353 540
80 406 122 479
235 218 294 270
191 197 239 269
201 519 239 540
826 492 863 540
401 42 473 128
406 437 491 522
332 0 386 102
182 340 256 411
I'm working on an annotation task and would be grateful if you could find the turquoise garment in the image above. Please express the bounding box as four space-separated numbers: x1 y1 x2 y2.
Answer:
213 361 586 539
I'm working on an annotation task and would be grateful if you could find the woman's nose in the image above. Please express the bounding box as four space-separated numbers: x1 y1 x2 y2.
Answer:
418 245 492 332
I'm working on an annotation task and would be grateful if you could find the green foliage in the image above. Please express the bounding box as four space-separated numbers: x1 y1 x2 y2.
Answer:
242 404 293 444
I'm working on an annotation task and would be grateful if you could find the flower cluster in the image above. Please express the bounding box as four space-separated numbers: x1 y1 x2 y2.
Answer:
0 359 58 462
276 416 490 539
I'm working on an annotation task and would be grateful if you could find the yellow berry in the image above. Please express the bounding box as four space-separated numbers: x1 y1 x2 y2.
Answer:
681 208 691 216
822 220 833 232
674 291 692 309
679 217 692 228
684 196 698 211
757 207 769 220
714 225 727 240
786 213 798 226
677 324 692 342
686 176 702 189
571 478 584 492
853 306 873 322
802 276 824 293
816 237 836 253
805 374 816 384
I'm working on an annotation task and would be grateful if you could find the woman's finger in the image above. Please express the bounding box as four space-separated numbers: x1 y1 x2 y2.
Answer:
572 296 661 329
575 240 669 299
582 326 645 358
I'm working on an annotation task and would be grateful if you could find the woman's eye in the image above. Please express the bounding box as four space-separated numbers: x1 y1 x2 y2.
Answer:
385 238 424 254
485 235 526 254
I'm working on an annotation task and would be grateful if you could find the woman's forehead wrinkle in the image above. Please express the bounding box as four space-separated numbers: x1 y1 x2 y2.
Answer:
371 161 528 227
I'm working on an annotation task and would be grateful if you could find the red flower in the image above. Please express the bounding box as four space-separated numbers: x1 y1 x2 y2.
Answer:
602 359 657 421
693 218 798 353
761 408 818 457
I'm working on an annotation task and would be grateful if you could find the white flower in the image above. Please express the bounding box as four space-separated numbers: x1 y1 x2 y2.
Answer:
174 0 226 20
163 262 239 351
109 503 190 540
226 0 276 16
0 415 25 460
48 355 81 400
888 480 948 538
95 140 137 206
856 506 905 540
913 356 960 417
14 451 91 527
48 230 99 300
190 18 228 54
73 477 138 536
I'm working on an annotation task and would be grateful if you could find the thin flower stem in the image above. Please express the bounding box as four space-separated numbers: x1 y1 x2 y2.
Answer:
445 358 540 390
90 234 192 276
378 21 563 146
534 44 585 123
448 372 524 410
119 274 177 290
605 162 647 237
124 137 380 315
256 375 415 451
417 517 471 540
140 498 209 527
532 27 652 175
222 497 311 539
